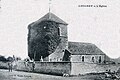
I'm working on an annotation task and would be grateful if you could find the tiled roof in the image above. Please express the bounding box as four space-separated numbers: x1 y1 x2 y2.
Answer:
68 42 105 55
30 12 68 26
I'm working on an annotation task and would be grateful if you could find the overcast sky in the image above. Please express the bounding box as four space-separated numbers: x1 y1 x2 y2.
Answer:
0 0 120 59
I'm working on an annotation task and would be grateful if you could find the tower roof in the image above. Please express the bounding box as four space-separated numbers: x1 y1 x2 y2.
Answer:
34 12 68 25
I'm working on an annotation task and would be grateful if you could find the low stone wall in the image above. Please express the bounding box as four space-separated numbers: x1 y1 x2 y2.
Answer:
15 61 120 76
15 61 33 72
15 61 71 75
71 62 120 75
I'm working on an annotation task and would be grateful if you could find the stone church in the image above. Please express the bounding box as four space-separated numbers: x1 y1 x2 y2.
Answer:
28 12 107 64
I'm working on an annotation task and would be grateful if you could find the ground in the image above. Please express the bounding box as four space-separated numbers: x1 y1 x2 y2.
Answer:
0 69 117 80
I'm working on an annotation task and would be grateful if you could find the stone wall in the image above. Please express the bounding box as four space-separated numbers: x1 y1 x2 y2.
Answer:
34 61 71 75
16 61 33 72
15 61 71 75
15 61 120 76
71 62 120 75
0 61 8 69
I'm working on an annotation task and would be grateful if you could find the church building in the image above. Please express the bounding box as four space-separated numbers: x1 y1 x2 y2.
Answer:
28 12 107 64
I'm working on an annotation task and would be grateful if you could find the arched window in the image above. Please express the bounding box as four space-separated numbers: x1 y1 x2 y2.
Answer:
82 56 84 62
99 56 102 63
92 57 94 62
58 27 61 36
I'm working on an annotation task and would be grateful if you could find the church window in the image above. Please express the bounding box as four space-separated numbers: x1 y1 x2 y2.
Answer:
99 56 102 63
92 57 94 62
82 56 84 62
58 27 61 36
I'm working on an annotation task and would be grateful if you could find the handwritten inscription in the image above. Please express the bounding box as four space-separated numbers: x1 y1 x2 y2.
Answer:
9 75 31 78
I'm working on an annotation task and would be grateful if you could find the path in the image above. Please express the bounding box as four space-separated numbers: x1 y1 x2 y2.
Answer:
0 69 104 80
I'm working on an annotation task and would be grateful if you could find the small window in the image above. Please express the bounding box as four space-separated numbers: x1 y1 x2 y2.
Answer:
58 28 60 35
82 56 84 62
99 56 102 63
58 27 61 36
92 57 94 62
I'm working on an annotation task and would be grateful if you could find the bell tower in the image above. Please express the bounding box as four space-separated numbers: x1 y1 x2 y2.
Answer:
28 12 68 61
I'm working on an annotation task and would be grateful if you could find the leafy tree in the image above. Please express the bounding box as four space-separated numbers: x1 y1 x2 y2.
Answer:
0 56 7 62
7 56 13 61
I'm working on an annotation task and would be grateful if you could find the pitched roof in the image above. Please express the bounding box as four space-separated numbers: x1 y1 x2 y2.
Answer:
31 12 68 26
68 42 105 55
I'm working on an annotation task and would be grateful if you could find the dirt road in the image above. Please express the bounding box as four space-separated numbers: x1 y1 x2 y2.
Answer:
0 69 104 80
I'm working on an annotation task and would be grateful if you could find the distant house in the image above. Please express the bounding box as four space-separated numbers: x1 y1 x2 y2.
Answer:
28 12 109 64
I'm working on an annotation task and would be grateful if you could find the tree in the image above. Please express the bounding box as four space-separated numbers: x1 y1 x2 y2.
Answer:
7 56 13 62
0 56 7 62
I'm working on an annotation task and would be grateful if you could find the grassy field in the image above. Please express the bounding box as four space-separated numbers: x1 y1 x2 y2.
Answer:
0 69 117 80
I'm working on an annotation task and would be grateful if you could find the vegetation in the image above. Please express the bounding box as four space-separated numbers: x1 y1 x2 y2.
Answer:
0 56 8 62
28 21 60 61
0 55 21 62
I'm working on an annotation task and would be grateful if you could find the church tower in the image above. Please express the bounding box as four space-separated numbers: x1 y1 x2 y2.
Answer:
28 12 68 61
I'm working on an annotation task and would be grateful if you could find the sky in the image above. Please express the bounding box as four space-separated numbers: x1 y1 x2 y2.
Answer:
0 0 120 59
